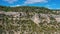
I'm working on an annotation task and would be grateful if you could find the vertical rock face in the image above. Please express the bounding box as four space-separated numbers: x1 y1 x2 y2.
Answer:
40 14 50 23
51 14 60 23
31 13 51 25
31 13 40 25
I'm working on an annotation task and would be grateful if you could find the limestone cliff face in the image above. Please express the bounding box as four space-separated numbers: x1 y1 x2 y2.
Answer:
0 12 60 24
0 12 60 34
31 13 60 25
30 13 51 25
30 13 41 26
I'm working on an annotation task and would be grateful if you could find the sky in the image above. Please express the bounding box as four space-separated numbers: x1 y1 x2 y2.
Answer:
0 0 60 9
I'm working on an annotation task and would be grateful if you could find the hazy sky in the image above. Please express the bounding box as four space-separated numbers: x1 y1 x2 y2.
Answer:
0 0 60 9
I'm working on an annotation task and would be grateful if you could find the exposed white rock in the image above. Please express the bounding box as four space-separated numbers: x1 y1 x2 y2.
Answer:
51 14 60 22
31 13 41 26
40 14 50 23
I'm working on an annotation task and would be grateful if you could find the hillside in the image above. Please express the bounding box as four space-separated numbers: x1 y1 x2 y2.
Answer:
0 6 60 14
0 6 51 12
0 6 60 34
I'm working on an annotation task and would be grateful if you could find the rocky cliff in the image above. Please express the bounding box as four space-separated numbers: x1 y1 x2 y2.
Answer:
0 6 60 34
0 11 60 34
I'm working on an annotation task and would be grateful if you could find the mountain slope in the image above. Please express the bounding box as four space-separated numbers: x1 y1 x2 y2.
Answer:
0 6 60 34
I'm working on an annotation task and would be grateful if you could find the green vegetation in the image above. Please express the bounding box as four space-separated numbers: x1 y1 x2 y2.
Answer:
0 6 54 13
0 6 60 15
